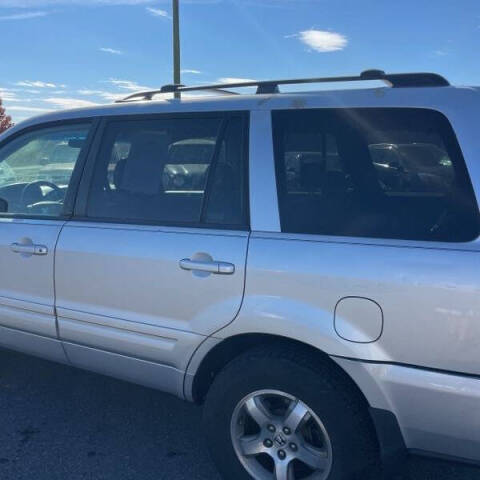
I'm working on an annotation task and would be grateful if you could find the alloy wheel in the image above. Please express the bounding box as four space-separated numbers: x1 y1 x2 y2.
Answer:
230 389 333 480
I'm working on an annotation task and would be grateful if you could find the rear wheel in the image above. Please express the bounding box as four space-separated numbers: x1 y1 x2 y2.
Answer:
203 345 380 480
231 389 333 479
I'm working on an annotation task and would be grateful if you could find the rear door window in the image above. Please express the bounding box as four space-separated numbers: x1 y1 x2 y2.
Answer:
273 108 479 242
86 114 248 228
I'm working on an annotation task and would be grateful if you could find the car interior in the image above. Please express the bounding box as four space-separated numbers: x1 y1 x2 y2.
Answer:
87 117 246 227
0 136 84 217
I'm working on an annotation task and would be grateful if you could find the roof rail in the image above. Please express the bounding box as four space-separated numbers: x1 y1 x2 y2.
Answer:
115 70 450 103
117 85 240 103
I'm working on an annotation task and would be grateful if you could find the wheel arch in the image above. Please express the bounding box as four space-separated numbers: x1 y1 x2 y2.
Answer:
188 333 369 408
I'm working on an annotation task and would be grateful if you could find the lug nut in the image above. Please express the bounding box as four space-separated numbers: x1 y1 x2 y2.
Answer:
277 450 286 460
289 443 297 452
263 439 273 448
267 424 276 433
283 427 291 435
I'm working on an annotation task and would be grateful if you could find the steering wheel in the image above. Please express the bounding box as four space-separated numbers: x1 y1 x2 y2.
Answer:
20 180 63 208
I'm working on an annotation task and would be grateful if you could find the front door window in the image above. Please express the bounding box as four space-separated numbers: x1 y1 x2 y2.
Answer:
0 124 91 217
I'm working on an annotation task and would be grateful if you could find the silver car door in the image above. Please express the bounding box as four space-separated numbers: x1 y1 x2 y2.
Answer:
0 121 93 362
55 113 249 395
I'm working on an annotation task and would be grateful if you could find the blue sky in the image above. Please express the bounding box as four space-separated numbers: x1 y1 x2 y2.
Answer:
1 0 479 123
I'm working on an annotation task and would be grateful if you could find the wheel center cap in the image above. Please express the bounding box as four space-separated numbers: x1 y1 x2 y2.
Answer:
274 433 287 447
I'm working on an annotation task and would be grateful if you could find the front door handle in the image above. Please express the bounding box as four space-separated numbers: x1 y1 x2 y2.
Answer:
10 243 48 256
179 258 235 275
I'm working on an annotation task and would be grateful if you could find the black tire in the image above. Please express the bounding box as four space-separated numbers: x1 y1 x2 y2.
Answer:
203 344 380 480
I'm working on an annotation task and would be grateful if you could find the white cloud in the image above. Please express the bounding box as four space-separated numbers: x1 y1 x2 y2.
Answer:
0 11 48 20
43 97 100 108
100 47 123 55
293 29 347 52
78 80 154 102
146 7 170 18
5 105 53 113
434 49 449 57
99 92 125 101
0 88 20 101
1 87 43 102
218 77 257 84
15 80 59 88
181 69 202 74
78 89 124 101
106 79 152 91
77 89 105 95
1 94 34 103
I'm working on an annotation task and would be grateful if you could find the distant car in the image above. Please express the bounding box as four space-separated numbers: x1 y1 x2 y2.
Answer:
164 138 214 191
369 142 454 193
0 70 479 480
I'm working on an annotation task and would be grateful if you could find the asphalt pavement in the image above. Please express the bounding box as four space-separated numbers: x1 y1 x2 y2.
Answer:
0 348 479 480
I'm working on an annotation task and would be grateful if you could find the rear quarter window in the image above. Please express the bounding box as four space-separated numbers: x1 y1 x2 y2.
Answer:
272 108 480 242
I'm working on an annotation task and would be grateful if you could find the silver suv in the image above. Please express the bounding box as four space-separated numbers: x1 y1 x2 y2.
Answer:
0 70 479 480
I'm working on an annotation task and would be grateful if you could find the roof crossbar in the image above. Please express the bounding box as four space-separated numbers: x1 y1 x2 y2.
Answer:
115 69 450 103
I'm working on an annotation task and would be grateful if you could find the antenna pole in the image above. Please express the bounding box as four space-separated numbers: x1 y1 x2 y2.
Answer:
172 0 181 98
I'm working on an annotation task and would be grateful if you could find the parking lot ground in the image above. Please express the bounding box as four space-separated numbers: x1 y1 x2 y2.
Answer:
0 349 479 480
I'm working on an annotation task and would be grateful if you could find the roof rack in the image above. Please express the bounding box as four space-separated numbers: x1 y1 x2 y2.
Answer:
118 85 239 102
115 69 450 103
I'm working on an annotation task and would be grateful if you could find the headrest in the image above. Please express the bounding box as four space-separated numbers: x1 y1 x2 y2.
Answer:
322 170 348 193
300 162 323 191
120 132 169 195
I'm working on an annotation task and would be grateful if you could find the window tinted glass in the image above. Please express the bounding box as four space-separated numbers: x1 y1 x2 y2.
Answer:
0 124 90 217
273 108 479 242
87 115 247 227
203 117 247 226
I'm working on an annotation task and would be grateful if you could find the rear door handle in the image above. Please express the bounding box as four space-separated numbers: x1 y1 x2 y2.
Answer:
10 243 48 256
179 258 235 275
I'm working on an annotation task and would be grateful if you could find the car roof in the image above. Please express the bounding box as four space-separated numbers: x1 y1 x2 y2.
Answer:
2 84 480 141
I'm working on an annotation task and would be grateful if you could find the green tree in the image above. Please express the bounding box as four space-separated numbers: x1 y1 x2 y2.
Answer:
0 98 13 134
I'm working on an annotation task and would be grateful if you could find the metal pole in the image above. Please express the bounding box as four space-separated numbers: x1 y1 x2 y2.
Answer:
172 0 181 98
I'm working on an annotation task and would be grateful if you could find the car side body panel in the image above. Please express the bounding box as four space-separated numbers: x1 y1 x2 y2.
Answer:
226 232 480 374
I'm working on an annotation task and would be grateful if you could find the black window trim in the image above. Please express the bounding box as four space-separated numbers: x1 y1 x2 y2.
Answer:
0 117 100 222
272 106 480 244
73 110 251 231
199 117 229 222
